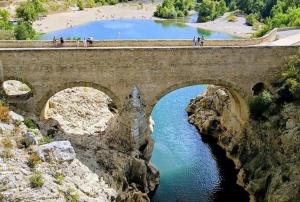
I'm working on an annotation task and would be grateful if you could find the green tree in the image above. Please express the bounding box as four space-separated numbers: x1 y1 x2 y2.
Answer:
0 9 12 30
77 0 84 10
16 0 45 22
14 21 36 40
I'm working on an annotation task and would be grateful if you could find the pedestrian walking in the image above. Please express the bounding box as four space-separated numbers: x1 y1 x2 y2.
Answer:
197 36 201 46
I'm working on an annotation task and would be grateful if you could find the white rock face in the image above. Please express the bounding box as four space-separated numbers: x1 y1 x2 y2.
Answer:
35 141 76 162
44 87 115 135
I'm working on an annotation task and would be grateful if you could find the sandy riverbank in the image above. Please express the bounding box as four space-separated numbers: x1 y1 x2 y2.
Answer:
33 2 254 38
33 1 160 33
188 12 255 38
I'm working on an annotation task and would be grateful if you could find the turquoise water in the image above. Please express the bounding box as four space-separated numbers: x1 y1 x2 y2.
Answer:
150 85 249 202
150 85 220 201
41 19 234 40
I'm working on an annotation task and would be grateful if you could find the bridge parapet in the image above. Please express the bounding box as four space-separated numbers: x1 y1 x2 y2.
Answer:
0 28 280 48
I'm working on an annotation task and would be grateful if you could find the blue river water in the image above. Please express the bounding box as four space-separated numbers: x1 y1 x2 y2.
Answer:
150 85 249 202
150 85 220 202
41 19 234 40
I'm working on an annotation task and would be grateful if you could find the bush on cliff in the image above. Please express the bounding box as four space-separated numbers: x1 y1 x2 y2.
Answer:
249 90 273 119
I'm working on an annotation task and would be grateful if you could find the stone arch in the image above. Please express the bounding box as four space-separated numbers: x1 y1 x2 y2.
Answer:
38 81 120 118
146 79 249 124
1 76 34 100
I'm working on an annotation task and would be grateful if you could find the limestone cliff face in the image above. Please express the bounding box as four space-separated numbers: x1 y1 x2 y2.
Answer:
43 87 159 202
187 85 300 202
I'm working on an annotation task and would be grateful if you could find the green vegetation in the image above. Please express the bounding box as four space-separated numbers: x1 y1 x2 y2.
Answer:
0 104 10 123
197 0 227 22
0 0 45 40
0 149 14 159
77 0 84 10
249 90 273 119
24 118 39 129
194 0 300 35
227 13 237 22
64 188 80 202
249 50 300 119
1 137 13 148
154 0 195 18
27 153 41 169
39 135 52 145
30 171 44 188
54 172 65 185
16 0 46 22
278 52 300 101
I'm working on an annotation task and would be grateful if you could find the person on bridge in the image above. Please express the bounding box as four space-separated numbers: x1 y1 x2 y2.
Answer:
197 36 201 46
52 37 57 48
201 35 204 46
192 36 197 46
60 37 64 47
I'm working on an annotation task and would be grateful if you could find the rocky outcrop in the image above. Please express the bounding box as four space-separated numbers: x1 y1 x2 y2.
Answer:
187 85 300 202
0 111 117 202
42 86 159 201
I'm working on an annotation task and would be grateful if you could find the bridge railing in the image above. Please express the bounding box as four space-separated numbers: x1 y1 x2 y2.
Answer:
0 28 287 48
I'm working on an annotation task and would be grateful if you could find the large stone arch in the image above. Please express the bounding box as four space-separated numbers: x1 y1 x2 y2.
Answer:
38 81 120 119
146 79 249 124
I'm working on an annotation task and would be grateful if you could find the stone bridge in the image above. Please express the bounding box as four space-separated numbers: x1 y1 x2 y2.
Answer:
0 45 299 123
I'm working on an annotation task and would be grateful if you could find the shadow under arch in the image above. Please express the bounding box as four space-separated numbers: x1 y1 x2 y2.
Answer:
38 81 120 119
146 79 249 124
1 76 35 100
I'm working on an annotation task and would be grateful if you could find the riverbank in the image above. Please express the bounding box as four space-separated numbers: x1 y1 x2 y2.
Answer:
188 12 255 38
33 1 253 38
33 1 160 33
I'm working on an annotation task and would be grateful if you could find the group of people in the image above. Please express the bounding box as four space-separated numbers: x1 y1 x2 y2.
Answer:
52 37 64 47
52 37 94 48
193 35 205 46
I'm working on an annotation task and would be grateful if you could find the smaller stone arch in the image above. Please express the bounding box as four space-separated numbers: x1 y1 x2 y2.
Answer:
1 76 34 101
252 82 266 95
38 81 120 119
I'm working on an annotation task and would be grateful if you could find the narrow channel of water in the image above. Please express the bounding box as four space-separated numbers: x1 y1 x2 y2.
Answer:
150 85 249 202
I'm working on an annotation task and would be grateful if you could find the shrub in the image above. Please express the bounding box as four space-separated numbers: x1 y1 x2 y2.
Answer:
54 172 65 185
77 0 84 10
1 137 13 148
30 172 44 188
14 21 36 40
65 188 80 202
24 118 38 129
27 153 41 168
85 0 95 8
154 0 195 19
249 90 273 119
285 78 300 100
0 149 14 159
227 13 237 22
39 135 52 145
246 13 258 26
0 104 10 123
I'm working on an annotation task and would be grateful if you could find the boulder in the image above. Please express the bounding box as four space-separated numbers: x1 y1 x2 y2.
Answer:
35 141 76 162
9 111 24 122
23 132 39 146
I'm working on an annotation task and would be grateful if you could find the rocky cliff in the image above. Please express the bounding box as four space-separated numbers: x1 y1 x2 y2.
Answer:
1 86 159 201
187 85 300 202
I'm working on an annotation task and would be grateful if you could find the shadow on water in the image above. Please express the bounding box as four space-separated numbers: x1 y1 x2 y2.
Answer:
200 134 250 202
